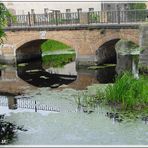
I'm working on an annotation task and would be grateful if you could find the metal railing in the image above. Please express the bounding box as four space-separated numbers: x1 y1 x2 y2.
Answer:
88 9 148 24
6 9 148 27
0 96 60 112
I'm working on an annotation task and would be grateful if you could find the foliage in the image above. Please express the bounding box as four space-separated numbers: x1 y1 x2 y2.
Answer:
76 72 148 111
42 53 76 68
0 3 12 43
127 3 147 22
41 39 70 52
105 72 148 110
128 3 146 10
89 12 100 22
139 64 148 74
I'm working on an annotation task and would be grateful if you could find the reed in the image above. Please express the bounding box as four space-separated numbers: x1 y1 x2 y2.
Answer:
105 72 148 110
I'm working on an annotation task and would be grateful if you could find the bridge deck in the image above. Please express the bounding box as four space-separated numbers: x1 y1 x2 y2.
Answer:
4 23 140 31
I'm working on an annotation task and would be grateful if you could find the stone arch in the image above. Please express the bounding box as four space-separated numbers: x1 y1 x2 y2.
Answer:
96 32 139 65
96 38 120 65
15 37 77 63
16 39 47 63
14 31 78 52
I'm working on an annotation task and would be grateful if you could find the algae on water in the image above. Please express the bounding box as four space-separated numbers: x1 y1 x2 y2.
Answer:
88 64 116 70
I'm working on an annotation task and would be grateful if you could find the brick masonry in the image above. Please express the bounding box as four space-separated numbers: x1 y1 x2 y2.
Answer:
0 28 139 65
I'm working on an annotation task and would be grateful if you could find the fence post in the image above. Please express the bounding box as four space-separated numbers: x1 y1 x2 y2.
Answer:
117 6 120 24
28 12 31 26
77 11 80 22
55 11 58 25
146 9 148 22
33 13 36 25
7 17 12 27
79 12 89 24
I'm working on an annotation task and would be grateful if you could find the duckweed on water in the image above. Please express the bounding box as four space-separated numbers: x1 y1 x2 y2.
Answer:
88 64 116 70
17 63 28 67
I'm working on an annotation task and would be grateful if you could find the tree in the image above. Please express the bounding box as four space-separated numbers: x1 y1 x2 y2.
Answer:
128 3 146 10
127 3 147 22
0 3 12 43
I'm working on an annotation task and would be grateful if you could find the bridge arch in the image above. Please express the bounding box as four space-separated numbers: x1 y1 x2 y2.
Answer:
96 38 120 65
16 39 47 63
15 37 76 63
96 35 139 65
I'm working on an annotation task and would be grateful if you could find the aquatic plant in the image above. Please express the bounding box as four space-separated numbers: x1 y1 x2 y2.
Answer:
88 64 116 70
75 85 107 113
0 114 28 145
105 72 148 110
76 72 148 111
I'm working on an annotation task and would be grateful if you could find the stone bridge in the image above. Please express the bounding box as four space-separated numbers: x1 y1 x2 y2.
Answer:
0 24 140 66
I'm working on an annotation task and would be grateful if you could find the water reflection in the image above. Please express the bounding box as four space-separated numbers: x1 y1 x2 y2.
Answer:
0 95 60 113
17 60 77 88
17 60 116 89
97 66 116 83
8 96 17 110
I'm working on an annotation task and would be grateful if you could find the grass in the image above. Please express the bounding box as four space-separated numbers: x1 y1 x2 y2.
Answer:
41 39 71 53
76 72 148 111
105 72 148 110
42 53 76 68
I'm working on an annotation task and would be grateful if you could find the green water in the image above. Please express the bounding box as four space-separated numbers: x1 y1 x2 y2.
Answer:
1 86 148 145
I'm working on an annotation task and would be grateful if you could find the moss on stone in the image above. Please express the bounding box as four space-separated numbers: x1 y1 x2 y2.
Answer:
139 64 148 74
17 63 28 67
115 39 142 55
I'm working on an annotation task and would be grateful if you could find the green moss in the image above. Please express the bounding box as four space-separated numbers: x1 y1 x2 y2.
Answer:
115 39 141 55
129 3 146 9
0 64 8 69
17 63 28 67
139 64 148 74
41 39 71 53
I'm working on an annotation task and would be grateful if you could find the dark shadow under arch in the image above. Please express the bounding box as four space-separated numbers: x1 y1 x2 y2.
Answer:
16 39 47 63
17 60 77 88
96 39 120 65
